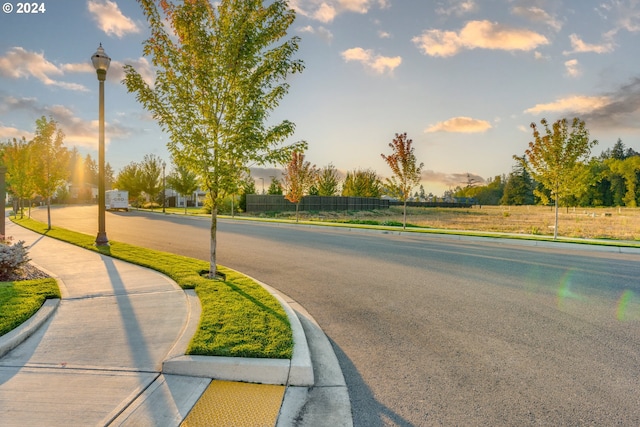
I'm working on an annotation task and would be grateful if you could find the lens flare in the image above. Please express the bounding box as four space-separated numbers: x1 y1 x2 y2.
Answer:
556 270 581 310
616 290 634 321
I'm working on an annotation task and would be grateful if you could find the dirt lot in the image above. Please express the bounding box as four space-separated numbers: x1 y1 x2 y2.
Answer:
268 205 640 241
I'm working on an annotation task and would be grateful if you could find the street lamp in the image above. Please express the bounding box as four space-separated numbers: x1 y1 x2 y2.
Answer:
92 44 110 246
162 160 166 213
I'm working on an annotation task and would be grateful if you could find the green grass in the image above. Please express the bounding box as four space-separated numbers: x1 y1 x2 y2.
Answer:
11 217 293 359
0 278 60 337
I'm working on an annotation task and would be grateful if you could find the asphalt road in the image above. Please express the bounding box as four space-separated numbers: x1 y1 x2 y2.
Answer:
27 206 640 426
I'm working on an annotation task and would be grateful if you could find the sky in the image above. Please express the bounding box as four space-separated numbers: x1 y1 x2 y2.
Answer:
1 0 640 195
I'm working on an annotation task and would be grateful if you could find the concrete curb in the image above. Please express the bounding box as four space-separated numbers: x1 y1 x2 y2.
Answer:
0 298 59 358
162 275 314 387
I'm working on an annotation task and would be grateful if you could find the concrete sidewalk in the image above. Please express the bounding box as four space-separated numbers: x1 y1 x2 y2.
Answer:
0 220 352 426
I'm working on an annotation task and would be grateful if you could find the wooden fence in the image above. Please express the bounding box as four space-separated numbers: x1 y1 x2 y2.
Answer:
246 195 390 213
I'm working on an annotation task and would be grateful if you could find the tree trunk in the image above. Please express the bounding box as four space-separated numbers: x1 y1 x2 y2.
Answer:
403 200 407 230
47 197 52 230
210 202 218 276
296 202 299 223
554 195 559 240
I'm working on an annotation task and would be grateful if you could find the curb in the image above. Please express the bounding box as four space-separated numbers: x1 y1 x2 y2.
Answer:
0 298 60 358
1 262 314 388
162 277 314 387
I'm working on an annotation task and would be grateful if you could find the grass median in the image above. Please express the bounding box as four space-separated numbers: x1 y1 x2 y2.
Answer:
10 217 293 359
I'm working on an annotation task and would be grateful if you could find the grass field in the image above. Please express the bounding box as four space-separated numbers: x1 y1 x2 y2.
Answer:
259 205 640 241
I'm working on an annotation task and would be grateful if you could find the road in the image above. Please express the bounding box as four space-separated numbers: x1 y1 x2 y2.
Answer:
27 206 640 426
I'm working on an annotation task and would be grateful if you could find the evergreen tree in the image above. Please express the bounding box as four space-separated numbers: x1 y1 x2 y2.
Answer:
501 158 534 205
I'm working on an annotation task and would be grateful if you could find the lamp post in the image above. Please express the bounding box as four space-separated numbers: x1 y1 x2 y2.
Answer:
92 44 110 246
259 177 264 195
162 160 166 213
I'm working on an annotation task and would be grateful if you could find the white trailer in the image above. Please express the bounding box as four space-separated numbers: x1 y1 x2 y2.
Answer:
105 190 129 211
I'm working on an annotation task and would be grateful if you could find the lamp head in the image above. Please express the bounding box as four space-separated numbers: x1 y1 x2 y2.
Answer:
91 44 111 80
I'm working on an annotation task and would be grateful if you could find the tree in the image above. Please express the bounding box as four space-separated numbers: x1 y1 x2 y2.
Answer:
84 154 98 186
105 163 115 191
607 156 640 207
115 162 143 203
30 116 70 229
501 157 534 205
283 151 316 222
167 162 199 214
239 175 256 212
267 176 283 195
315 164 341 196
342 169 382 198
519 117 597 239
139 154 163 206
2 137 35 218
123 0 305 277
381 132 424 229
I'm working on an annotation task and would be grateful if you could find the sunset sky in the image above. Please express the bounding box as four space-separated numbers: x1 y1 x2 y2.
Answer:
1 0 639 194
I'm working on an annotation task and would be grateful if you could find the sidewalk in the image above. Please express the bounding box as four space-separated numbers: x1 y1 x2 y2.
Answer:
0 220 352 426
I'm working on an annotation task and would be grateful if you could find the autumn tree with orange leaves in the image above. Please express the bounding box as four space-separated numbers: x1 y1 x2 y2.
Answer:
283 151 317 222
381 132 424 229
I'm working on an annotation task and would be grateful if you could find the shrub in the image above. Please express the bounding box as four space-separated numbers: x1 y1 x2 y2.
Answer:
0 237 30 281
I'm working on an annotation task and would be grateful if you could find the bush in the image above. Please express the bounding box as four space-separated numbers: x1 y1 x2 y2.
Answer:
0 237 30 281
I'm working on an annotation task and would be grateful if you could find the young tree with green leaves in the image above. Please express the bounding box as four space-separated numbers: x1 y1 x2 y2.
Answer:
607 156 640 207
342 169 382 198
283 151 317 222
267 177 283 195
115 162 143 204
519 117 597 239
2 137 35 218
239 175 256 212
381 132 424 229
167 163 199 214
315 164 341 196
30 116 70 229
123 0 305 277
139 154 163 206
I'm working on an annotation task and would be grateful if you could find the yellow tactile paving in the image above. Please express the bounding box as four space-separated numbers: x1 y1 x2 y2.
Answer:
181 380 286 427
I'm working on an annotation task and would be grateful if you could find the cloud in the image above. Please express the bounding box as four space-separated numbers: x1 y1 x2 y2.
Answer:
0 125 30 140
118 57 155 86
579 77 640 129
0 47 89 91
524 79 640 130
87 0 140 38
341 47 402 75
0 95 131 149
412 20 549 57
378 30 391 39
564 59 581 78
563 34 614 55
597 0 640 34
425 116 492 133
291 0 383 23
436 0 478 16
422 170 485 188
511 6 563 31
298 25 334 42
524 95 612 115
